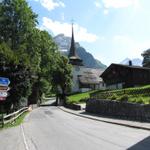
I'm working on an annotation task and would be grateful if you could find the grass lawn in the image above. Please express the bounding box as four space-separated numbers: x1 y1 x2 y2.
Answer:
67 90 96 104
0 111 29 129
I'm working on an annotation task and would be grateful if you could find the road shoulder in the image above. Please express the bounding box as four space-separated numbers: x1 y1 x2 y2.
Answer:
58 106 150 131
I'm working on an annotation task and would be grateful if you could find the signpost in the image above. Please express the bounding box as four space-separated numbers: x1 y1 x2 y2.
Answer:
0 97 6 101
0 77 10 127
0 91 8 97
0 86 9 91
0 77 10 86
0 77 10 101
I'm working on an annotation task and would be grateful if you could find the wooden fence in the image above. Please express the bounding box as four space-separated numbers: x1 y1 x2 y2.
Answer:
0 107 28 127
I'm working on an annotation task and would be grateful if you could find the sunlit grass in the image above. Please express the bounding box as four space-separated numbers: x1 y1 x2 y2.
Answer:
67 91 96 104
0 111 29 129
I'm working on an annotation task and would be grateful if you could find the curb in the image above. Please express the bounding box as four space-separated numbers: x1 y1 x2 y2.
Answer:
58 106 150 131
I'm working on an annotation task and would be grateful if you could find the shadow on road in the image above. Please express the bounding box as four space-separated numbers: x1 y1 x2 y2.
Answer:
80 111 150 123
127 136 150 150
80 111 127 121
40 101 56 107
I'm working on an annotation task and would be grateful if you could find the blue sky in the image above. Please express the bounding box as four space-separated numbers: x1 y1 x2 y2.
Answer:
27 0 150 66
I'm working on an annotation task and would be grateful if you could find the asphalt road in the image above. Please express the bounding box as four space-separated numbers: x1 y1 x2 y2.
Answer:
0 104 150 150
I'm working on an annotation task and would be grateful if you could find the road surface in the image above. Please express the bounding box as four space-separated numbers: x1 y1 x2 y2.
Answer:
0 104 150 150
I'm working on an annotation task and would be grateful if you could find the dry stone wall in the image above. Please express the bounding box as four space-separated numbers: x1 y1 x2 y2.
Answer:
86 99 150 122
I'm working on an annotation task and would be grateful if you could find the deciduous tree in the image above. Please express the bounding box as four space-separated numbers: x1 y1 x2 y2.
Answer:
51 56 72 105
142 49 150 67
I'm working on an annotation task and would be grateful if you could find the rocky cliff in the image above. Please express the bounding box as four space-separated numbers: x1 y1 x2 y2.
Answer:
54 34 106 69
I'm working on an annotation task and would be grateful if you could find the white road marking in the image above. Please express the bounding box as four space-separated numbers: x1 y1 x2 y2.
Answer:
21 124 29 150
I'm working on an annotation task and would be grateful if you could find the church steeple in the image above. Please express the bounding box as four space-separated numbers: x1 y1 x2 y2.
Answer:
69 23 77 57
68 23 83 66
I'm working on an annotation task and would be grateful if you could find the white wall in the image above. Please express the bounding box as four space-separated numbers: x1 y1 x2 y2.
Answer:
71 65 84 93
106 83 123 90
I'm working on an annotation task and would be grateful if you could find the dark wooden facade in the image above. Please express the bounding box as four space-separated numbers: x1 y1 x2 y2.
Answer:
100 64 150 89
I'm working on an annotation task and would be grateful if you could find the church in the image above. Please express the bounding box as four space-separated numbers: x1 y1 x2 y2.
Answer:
68 24 105 93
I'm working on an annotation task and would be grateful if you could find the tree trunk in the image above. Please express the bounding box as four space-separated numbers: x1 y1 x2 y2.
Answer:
62 88 66 106
56 94 59 106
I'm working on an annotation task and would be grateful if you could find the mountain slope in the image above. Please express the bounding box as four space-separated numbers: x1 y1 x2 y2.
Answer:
120 58 142 66
54 34 107 69
76 46 107 69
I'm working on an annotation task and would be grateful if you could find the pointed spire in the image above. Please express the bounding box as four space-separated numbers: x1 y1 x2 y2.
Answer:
68 22 83 66
68 23 77 57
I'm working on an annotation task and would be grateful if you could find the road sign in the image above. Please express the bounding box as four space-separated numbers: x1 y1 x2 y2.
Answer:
0 91 8 97
0 77 10 86
0 97 6 101
0 86 9 91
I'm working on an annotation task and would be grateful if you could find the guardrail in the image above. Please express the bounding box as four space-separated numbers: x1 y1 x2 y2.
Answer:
0 107 28 127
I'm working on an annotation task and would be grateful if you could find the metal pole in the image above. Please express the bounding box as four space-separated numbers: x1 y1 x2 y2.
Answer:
2 110 4 128
1 105 4 128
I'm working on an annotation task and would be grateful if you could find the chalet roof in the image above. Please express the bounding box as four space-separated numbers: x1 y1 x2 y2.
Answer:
78 68 104 84
101 63 150 77
112 63 150 70
78 74 100 84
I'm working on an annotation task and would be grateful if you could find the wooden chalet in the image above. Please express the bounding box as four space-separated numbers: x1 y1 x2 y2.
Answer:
100 63 150 89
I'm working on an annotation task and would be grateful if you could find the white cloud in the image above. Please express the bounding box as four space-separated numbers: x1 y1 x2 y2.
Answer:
95 0 140 15
113 35 150 59
34 0 65 11
102 0 139 9
59 1 65 7
41 17 99 43
94 1 102 8
104 9 109 15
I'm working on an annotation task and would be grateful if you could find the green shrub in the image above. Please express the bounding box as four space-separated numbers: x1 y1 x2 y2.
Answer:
108 93 118 100
118 94 129 102
136 97 144 104
91 84 150 101
130 98 137 103
79 98 87 103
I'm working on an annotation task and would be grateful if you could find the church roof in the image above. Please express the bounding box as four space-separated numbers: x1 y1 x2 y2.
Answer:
68 24 83 66
78 68 103 85
78 74 101 84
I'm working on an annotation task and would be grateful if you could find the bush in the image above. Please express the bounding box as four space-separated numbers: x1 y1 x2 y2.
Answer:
148 99 150 104
79 98 87 103
108 93 118 100
130 98 137 103
136 97 144 104
118 94 129 102
91 85 150 102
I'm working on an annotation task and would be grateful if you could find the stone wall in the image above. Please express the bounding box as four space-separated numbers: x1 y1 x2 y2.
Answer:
86 99 150 122
65 103 81 110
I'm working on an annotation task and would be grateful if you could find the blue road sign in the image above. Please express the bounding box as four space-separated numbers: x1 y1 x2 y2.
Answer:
0 77 10 86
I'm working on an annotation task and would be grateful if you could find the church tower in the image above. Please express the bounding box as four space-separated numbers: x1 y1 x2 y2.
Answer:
68 23 83 66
